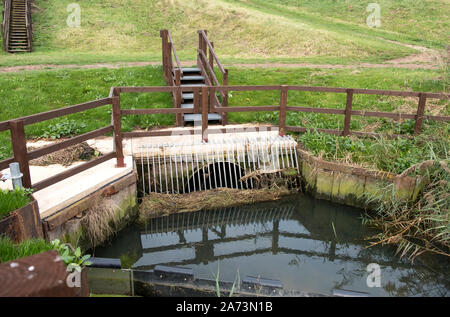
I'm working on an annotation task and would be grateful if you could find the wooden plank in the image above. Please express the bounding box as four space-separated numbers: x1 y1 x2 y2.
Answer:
343 89 353 136
215 85 281 92
213 106 280 112
0 157 15 171
0 98 111 127
121 108 193 115
123 126 276 138
414 93 427 135
9 120 31 188
27 126 114 161
287 86 347 93
350 110 416 120
286 106 345 115
32 152 116 192
44 172 136 230
286 126 343 136
279 85 288 136
0 121 9 132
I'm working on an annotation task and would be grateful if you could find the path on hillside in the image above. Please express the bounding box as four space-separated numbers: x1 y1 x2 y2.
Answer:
0 59 441 73
0 40 445 73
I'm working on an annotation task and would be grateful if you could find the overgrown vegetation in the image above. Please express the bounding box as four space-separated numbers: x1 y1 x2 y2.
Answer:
295 125 449 174
0 236 92 270
362 161 450 259
0 189 32 220
0 237 54 263
40 119 87 139
139 187 293 222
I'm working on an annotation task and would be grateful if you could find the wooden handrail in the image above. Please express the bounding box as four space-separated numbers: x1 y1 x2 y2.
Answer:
2 0 11 52
167 30 182 77
198 30 225 74
25 0 32 52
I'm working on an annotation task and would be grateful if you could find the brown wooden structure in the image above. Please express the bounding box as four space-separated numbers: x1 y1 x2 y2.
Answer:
1 0 32 53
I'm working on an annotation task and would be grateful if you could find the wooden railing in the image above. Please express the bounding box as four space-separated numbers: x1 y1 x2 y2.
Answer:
111 85 449 142
25 0 32 52
197 30 229 124
160 29 184 126
1 0 11 52
1 84 448 191
0 98 125 191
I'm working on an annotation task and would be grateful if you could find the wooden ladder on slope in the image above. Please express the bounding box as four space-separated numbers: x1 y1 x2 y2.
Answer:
160 29 229 126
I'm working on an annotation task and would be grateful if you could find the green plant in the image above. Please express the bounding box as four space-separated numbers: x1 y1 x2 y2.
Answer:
0 236 54 263
50 239 92 272
213 262 240 297
0 188 33 220
40 119 87 139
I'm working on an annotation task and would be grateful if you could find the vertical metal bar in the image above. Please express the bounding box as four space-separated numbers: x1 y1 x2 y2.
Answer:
141 148 145 195
146 146 151 193
158 147 162 193
173 144 180 194
184 148 191 193
152 145 157 193
179 146 185 194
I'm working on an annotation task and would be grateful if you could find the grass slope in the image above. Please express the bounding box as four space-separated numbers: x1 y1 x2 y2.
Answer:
1 0 442 66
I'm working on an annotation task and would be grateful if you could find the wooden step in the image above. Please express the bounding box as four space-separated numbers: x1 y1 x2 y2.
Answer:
181 75 204 82
184 113 222 122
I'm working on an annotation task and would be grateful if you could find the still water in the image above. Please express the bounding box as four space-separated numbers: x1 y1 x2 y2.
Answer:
93 194 449 296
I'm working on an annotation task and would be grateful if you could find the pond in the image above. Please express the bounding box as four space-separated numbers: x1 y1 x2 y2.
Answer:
92 194 449 297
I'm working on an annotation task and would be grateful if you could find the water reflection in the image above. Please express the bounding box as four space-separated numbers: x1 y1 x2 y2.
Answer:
93 194 449 296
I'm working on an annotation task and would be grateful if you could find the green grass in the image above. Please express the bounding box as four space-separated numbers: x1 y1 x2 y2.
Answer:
229 0 449 49
0 236 54 263
0 189 32 220
296 127 449 174
2 0 444 67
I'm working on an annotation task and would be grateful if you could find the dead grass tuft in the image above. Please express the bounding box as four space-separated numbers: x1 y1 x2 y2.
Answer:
29 142 100 166
139 187 295 221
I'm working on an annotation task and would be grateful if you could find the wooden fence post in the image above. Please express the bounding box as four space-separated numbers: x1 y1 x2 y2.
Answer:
414 92 427 135
222 69 229 125
202 86 209 142
175 85 184 127
343 89 354 136
112 96 125 168
9 120 32 188
160 30 168 81
279 85 288 136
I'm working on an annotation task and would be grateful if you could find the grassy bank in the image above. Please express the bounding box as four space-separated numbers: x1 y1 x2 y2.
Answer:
0 189 32 220
2 0 443 66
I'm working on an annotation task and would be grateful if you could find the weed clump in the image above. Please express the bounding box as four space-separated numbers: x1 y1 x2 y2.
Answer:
363 160 450 260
